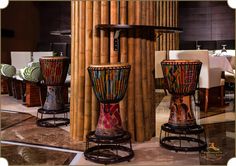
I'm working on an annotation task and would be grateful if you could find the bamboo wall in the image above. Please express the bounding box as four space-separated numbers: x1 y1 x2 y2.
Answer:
70 0 179 142
156 0 179 52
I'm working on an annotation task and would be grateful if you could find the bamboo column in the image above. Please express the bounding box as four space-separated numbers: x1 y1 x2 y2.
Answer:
77 1 86 141
101 1 109 63
110 1 119 63
70 0 77 139
91 1 100 131
159 1 163 50
146 1 152 139
120 0 128 130
148 1 155 137
83 1 93 140
141 1 149 140
127 1 135 140
134 1 145 142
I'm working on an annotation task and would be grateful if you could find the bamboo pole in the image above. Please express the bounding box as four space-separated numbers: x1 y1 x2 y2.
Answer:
70 0 79 139
101 1 109 63
151 1 156 137
172 1 176 50
169 1 173 50
159 1 163 50
148 0 154 138
166 1 170 52
156 1 160 50
141 1 149 140
175 1 179 49
77 1 86 141
127 1 135 140
134 1 144 142
110 1 118 63
70 0 75 138
146 1 152 139
120 0 128 130
83 1 93 140
163 1 167 51
91 1 100 131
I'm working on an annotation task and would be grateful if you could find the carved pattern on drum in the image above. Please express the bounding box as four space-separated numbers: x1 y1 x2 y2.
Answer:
169 95 196 126
43 86 64 111
95 103 123 137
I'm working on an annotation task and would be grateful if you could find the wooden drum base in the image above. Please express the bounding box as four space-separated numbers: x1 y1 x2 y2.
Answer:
160 123 207 152
84 131 134 164
36 107 70 127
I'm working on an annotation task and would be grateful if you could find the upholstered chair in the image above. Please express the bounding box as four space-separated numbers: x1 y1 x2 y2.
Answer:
155 51 167 95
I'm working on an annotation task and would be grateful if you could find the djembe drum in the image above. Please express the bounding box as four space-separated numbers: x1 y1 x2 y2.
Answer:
88 63 130 138
85 63 134 164
160 60 207 152
37 56 70 127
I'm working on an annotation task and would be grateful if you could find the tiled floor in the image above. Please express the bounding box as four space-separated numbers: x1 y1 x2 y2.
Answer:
0 92 235 165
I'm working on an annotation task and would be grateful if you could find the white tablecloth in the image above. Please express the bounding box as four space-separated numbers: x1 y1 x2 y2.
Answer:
209 56 234 74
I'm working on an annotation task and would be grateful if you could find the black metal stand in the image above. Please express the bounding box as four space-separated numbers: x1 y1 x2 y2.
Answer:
36 107 70 127
84 131 134 164
160 123 207 152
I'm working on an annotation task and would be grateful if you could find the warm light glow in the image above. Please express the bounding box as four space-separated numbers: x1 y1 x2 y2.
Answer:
0 0 9 9
227 0 236 9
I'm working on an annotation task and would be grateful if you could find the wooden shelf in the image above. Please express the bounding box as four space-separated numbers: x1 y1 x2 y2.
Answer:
95 24 183 33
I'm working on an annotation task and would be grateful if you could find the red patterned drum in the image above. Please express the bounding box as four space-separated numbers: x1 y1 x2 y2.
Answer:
40 56 69 86
88 63 130 138
39 56 69 111
161 60 202 127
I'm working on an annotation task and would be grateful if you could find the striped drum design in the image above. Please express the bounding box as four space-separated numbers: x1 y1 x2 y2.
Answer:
40 57 69 86
88 63 131 103
161 60 202 95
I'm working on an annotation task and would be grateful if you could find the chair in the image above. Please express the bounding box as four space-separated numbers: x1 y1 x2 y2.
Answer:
11 52 32 71
32 51 53 62
169 50 224 113
10 52 32 99
155 51 167 95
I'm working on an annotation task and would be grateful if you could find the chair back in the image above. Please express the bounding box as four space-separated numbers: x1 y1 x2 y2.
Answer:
10 52 32 70
32 51 53 62
155 51 166 78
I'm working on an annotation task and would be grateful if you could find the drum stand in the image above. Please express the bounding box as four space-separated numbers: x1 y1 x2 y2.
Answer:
36 85 70 127
84 103 134 164
159 95 207 152
160 123 207 152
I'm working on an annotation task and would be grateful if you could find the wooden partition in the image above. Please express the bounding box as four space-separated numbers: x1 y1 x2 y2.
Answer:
156 0 179 52
70 0 179 142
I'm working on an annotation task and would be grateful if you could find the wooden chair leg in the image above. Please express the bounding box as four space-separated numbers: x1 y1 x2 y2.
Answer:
220 85 224 106
204 89 209 113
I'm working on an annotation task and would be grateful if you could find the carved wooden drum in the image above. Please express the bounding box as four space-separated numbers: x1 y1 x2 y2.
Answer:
88 63 130 138
161 60 202 127
40 56 69 111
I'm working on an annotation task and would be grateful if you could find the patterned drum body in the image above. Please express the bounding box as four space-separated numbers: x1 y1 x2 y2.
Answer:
39 57 69 111
88 63 131 138
161 60 202 95
88 63 130 103
161 60 202 127
40 57 69 86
